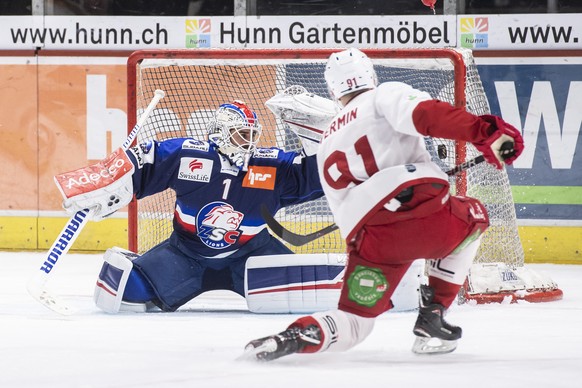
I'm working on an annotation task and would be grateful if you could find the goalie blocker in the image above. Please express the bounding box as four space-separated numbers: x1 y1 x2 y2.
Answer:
94 248 424 313
54 147 135 221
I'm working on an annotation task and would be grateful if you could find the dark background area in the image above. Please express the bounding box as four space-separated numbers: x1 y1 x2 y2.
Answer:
1 0 581 16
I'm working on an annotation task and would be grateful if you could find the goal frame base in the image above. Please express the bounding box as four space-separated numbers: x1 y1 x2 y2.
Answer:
461 288 564 304
459 262 563 304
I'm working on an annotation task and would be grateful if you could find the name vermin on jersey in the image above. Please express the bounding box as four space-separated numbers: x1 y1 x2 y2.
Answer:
323 108 357 140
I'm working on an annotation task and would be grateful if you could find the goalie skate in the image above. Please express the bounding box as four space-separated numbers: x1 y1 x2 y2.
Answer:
238 325 321 362
412 285 462 355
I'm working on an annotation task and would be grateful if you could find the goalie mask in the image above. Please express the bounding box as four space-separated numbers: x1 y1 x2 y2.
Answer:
207 100 262 170
324 48 378 103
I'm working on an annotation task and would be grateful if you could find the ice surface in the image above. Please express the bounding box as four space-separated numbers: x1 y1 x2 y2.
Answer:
1 252 581 387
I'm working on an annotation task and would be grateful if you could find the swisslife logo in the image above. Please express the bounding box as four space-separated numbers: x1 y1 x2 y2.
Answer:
178 157 213 182
185 18 211 48
460 17 489 48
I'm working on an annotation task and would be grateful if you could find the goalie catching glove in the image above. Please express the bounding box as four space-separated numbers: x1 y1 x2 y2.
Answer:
472 114 524 169
54 147 134 221
266 85 338 156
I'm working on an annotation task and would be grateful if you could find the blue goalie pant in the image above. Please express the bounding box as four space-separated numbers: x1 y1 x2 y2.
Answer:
124 230 293 311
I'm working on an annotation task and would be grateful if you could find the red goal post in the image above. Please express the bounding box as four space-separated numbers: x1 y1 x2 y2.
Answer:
126 48 562 304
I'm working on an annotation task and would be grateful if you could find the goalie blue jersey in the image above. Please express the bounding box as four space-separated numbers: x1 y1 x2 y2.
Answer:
127 138 324 258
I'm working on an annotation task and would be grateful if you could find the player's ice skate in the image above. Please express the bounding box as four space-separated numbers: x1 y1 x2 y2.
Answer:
239 325 321 362
412 285 462 355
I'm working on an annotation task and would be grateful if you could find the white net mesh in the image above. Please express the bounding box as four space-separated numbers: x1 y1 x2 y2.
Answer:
128 48 524 271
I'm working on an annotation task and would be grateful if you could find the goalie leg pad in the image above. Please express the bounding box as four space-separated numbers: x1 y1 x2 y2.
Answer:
245 254 346 314
245 254 423 314
94 247 138 313
391 259 426 312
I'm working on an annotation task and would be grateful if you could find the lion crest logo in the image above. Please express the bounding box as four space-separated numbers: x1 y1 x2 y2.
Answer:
196 202 244 249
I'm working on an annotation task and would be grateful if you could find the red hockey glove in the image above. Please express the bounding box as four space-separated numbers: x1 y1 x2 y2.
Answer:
472 115 524 169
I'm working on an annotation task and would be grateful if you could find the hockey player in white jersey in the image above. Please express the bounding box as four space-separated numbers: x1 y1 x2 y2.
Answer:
242 48 524 360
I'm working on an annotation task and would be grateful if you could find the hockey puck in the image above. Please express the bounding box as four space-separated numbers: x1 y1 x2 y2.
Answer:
437 144 447 159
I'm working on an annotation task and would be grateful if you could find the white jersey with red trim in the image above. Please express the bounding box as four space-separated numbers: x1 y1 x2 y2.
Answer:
317 82 449 240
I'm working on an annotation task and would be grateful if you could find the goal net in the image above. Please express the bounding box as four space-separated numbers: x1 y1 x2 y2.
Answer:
127 48 561 304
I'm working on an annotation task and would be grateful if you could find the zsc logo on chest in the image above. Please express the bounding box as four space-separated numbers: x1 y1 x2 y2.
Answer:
196 201 244 249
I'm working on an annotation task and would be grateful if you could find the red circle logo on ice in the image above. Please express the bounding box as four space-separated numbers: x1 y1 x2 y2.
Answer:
196 201 244 249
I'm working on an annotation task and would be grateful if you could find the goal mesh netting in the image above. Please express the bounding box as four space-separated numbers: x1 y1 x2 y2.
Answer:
127 48 561 304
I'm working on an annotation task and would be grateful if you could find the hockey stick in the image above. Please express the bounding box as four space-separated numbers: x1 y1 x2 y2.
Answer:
262 142 514 246
260 204 339 247
26 89 165 315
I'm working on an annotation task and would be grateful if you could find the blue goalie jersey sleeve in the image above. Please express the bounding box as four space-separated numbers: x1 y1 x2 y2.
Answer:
126 138 324 257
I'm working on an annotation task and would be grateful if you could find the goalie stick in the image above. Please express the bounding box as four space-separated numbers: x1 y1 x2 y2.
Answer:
262 142 514 246
26 89 165 315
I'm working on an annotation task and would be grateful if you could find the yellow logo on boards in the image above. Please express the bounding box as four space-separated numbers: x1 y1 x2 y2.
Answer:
185 19 211 48
460 17 489 48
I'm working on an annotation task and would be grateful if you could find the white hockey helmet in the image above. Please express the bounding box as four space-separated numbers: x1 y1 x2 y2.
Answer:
207 100 262 170
324 48 378 101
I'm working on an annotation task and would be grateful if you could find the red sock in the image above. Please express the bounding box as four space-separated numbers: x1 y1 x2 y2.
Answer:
428 276 462 308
